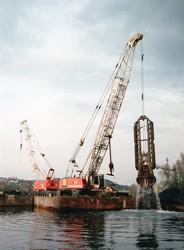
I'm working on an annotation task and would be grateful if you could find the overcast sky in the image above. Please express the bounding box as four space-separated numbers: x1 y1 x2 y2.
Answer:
0 0 184 185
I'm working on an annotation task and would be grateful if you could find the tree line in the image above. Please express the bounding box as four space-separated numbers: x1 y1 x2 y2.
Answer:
159 152 184 190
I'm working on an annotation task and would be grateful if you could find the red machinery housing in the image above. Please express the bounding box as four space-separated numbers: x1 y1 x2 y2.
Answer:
34 168 59 191
59 174 105 191
59 177 87 190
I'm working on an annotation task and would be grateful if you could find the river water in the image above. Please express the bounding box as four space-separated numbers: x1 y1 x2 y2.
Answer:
0 207 184 250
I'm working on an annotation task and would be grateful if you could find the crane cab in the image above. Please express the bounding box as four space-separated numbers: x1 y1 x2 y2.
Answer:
33 179 59 191
89 174 105 190
33 168 59 191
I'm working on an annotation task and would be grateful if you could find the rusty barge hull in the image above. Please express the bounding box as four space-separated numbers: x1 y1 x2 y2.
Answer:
0 194 33 207
34 195 136 211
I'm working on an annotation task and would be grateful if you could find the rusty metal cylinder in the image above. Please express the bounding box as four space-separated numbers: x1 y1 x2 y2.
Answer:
134 115 156 189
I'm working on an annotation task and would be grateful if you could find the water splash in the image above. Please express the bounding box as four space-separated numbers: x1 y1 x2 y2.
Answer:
153 184 162 210
136 186 144 210
136 184 162 210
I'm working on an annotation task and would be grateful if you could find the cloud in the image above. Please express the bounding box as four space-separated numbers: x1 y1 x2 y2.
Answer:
0 0 184 184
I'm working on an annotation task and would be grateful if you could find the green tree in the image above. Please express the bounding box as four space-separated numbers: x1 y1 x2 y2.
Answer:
170 162 179 188
159 152 184 190
173 153 184 189
129 183 138 198
158 159 172 189
0 180 22 192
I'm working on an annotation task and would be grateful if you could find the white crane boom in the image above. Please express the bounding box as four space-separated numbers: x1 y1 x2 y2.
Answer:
20 120 41 179
87 33 143 180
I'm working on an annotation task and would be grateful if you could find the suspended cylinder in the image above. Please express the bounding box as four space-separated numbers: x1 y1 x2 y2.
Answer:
134 115 156 189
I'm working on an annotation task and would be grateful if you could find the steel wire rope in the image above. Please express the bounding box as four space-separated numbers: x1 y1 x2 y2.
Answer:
81 46 126 140
81 39 144 177
19 129 23 162
140 39 147 152
30 129 53 171
18 128 26 173
67 58 121 177
24 126 51 178
19 124 38 178
24 133 43 179
78 46 128 176
67 48 127 177
140 39 145 116
20 121 46 179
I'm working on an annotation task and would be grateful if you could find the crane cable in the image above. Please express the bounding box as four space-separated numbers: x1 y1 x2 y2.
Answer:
82 45 127 141
140 39 147 152
78 46 128 176
30 130 53 170
80 39 145 176
20 125 52 179
80 40 145 176
67 45 127 177
66 61 117 176
19 129 23 162
141 39 145 116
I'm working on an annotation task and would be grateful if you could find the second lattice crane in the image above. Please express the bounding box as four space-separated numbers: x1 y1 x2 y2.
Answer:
20 120 59 191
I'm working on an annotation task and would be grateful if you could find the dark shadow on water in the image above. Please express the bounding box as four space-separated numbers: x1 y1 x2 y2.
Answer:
135 211 159 249
136 232 159 249
0 206 33 214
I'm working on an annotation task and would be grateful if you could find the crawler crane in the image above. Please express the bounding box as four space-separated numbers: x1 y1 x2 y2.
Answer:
59 33 143 192
20 120 59 191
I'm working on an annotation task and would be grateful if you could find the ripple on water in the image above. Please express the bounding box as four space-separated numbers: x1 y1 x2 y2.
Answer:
0 208 184 249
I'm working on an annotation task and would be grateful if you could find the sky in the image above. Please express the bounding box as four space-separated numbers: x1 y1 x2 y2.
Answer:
0 0 184 185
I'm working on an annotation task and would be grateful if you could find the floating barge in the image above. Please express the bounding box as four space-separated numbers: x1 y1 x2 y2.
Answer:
34 191 136 211
0 191 135 211
0 192 33 208
2 190 184 212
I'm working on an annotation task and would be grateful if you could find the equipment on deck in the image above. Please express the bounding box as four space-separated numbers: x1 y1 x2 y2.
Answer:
59 33 143 191
33 168 59 191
